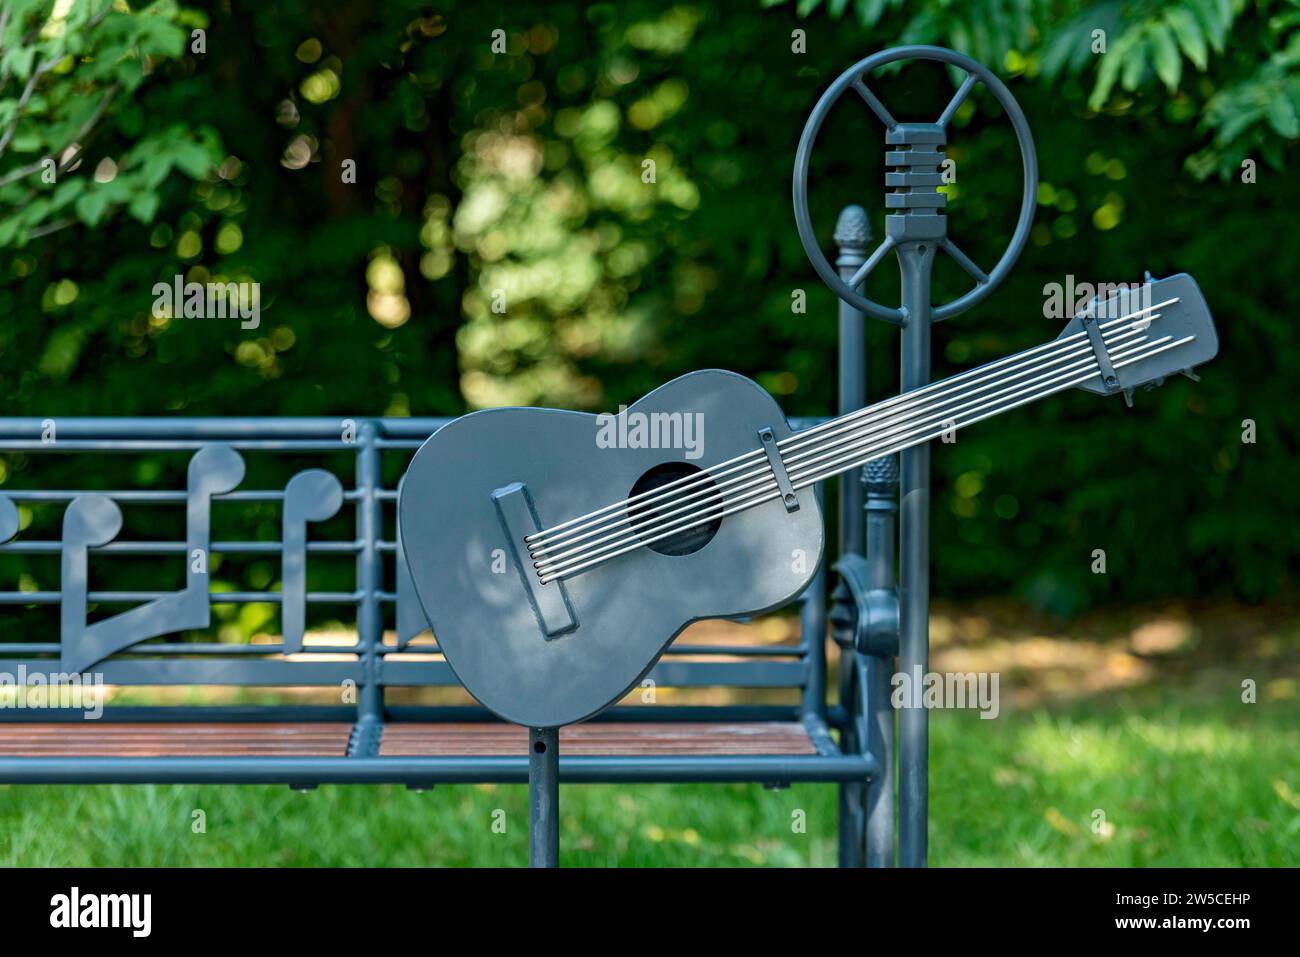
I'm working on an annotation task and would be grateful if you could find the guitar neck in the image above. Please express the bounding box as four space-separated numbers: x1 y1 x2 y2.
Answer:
776 312 1175 491
531 299 1195 585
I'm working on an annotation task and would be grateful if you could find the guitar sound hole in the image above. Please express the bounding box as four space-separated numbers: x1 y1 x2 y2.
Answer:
627 462 722 556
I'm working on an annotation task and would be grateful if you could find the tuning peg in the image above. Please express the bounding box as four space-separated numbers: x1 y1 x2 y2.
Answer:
1179 368 1201 383
1123 387 1134 408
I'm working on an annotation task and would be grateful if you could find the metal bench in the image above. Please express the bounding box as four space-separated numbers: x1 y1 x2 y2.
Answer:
0 396 888 864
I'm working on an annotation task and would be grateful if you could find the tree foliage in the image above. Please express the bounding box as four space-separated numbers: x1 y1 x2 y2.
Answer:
0 0 1295 614
0 1 220 244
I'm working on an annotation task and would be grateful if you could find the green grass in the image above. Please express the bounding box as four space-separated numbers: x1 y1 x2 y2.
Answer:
930 689 1300 866
1 683 1294 866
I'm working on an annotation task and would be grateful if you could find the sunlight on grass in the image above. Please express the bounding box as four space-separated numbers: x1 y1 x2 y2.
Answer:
932 695 1299 867
1019 716 1130 776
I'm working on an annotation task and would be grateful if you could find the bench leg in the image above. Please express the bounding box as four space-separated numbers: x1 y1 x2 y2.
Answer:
839 651 896 867
837 781 865 867
864 653 895 867
528 726 560 867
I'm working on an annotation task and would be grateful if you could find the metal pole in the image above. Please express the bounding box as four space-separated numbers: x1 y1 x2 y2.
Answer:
355 421 384 735
863 456 898 868
528 726 559 867
835 205 900 868
835 206 869 557
833 207 868 868
801 558 827 719
897 243 935 867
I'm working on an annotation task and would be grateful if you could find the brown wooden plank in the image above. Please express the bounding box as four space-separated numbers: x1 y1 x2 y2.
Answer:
0 721 818 759
0 722 352 757
379 722 817 757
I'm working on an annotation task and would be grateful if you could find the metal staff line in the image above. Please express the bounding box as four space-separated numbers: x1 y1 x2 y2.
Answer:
536 335 1193 583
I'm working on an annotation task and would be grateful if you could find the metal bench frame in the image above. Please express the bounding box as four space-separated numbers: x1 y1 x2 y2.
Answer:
0 213 901 866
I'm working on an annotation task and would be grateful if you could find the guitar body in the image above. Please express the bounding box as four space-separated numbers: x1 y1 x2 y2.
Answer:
398 370 824 728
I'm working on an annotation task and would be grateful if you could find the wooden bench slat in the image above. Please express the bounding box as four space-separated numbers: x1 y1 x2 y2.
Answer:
380 722 818 757
0 721 818 758
0 722 353 757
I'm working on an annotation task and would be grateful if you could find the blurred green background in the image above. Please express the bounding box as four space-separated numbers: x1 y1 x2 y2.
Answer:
0 0 1297 867
1 0 1296 609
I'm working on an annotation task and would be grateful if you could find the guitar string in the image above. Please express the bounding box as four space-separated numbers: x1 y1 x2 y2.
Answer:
526 300 1169 551
789 341 1194 486
529 311 1163 565
534 333 1161 578
539 335 1194 583
537 334 1195 583
531 326 1154 570
528 326 1133 560
526 297 1174 555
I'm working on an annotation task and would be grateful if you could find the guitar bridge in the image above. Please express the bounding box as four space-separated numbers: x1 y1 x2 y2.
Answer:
491 482 579 639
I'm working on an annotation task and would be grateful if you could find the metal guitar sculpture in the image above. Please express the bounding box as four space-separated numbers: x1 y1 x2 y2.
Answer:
399 277 1218 728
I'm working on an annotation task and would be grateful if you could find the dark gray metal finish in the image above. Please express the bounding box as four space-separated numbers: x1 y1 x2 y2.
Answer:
833 204 875 869
282 469 344 654
793 45 1038 325
9 49 1186 874
862 453 899 869
60 445 246 673
835 205 870 558
799 553 828 719
0 393 871 883
1064 273 1218 397
757 426 799 512
394 517 431 649
898 243 935 868
0 751 875 785
0 496 19 543
831 554 898 657
492 482 579 637
529 727 560 867
398 370 825 729
0 414 830 696
1080 311 1124 394
0 268 1215 864
831 210 903 869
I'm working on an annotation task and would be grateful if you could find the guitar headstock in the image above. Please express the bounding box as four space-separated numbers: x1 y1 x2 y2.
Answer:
1057 272 1218 402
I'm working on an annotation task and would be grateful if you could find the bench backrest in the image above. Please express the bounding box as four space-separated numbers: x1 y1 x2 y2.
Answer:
0 417 829 703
